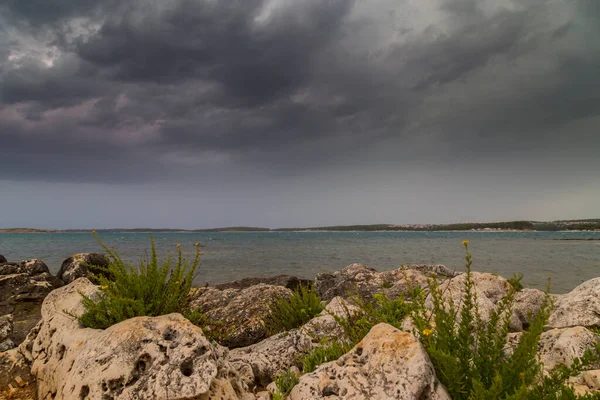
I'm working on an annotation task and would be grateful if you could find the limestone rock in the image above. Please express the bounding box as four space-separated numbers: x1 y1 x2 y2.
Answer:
301 296 361 343
289 323 450 400
0 314 15 352
0 259 63 347
538 327 599 372
215 275 312 291
315 263 429 301
229 329 314 389
512 288 547 330
399 264 460 278
57 253 111 284
0 348 36 399
189 283 293 348
22 278 254 400
569 370 600 397
548 277 600 329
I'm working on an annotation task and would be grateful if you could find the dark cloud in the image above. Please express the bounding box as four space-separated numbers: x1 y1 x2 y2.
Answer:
1 0 599 187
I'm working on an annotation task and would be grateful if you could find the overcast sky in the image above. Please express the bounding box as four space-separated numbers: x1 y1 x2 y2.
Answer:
1 0 598 229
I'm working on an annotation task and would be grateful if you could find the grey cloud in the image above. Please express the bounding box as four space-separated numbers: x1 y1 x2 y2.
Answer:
0 0 599 185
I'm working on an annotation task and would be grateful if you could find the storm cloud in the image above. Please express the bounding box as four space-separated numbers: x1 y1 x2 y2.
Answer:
1 0 598 228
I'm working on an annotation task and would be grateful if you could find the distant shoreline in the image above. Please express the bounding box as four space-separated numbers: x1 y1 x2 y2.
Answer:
2 219 600 234
2 229 599 234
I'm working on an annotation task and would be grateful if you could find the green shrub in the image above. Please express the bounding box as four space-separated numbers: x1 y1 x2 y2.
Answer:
273 370 299 399
76 233 202 329
410 240 600 400
333 289 415 347
507 272 524 292
264 284 324 335
301 340 349 373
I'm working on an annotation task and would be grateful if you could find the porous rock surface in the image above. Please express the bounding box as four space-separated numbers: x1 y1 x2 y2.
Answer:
548 278 600 329
229 329 313 389
512 288 547 330
538 326 600 372
315 263 431 301
0 259 63 346
20 278 254 400
56 253 110 284
289 323 450 400
300 296 361 343
189 283 293 348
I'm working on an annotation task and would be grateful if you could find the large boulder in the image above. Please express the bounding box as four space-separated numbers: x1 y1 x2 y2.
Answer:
56 253 111 284
289 323 450 399
315 263 430 302
538 327 600 372
215 275 312 291
0 254 7 263
189 283 293 348
548 278 600 329
21 278 255 400
0 314 15 352
0 259 63 347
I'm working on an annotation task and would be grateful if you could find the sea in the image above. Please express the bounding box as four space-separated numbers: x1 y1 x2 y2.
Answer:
1 231 599 293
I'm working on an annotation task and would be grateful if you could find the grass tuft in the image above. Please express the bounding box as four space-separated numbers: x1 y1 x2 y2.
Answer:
264 284 323 335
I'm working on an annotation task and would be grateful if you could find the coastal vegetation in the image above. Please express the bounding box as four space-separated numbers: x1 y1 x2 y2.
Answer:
272 242 600 399
263 284 323 335
75 233 204 329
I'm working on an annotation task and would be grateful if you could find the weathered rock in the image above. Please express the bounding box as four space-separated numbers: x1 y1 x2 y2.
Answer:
215 275 312 291
315 263 429 301
0 259 63 347
190 283 293 348
229 329 314 389
512 288 547 330
538 327 599 372
56 253 111 284
300 296 361 343
21 278 255 400
0 254 7 264
400 264 461 278
0 314 15 352
289 323 450 400
0 348 36 399
548 278 600 329
427 272 522 332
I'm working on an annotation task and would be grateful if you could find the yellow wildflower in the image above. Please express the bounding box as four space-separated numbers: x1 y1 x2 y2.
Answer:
176 243 181 247
462 240 469 246
92 230 96 234
175 281 180 284
194 242 200 247
101 285 108 290
422 329 433 336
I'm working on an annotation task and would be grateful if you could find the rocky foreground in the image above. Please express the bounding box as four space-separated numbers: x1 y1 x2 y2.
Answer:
1 253 600 399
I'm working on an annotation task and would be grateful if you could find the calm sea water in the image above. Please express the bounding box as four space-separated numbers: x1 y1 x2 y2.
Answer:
1 231 599 293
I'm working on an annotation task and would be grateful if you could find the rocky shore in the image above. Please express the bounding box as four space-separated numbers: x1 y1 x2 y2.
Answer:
1 252 600 399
